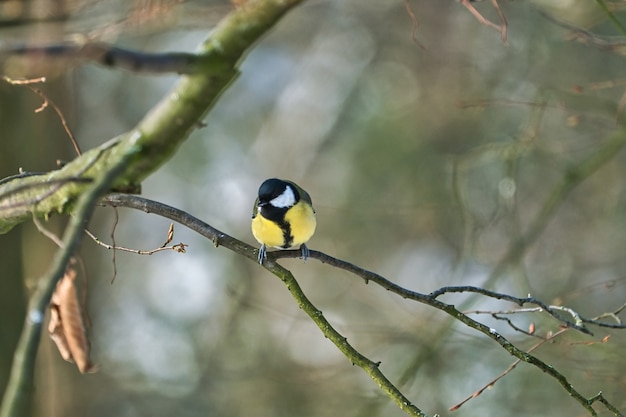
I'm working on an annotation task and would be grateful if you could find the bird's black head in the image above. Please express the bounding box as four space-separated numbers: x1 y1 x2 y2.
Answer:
257 178 300 208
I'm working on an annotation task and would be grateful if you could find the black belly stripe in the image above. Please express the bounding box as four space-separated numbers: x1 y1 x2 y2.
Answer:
280 220 293 248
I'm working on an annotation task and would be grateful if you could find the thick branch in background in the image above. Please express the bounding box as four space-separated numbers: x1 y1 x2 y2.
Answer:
0 0 304 235
2 41 204 74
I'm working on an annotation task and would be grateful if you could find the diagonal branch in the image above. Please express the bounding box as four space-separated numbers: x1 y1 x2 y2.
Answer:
283 252 621 417
105 193 624 417
0 150 131 417
0 0 305 235
104 193 427 416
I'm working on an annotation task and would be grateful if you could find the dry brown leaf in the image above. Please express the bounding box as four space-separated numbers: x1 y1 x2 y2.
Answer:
49 259 97 373
48 304 72 361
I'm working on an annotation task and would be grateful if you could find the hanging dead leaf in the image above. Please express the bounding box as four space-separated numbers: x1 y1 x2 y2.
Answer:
48 303 72 361
48 259 97 373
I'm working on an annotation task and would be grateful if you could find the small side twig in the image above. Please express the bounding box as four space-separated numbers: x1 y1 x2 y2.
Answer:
32 214 64 248
458 0 508 44
85 225 188 255
491 313 540 337
450 328 569 411
3 76 81 156
403 0 426 49
434 285 626 331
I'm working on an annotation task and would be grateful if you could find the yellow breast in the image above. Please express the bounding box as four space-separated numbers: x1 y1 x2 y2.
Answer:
251 201 316 249
251 215 285 248
285 201 316 247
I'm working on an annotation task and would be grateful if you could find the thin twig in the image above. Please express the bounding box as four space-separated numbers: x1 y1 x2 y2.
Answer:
84 228 187 255
450 328 569 411
465 307 544 315
105 198 120 283
403 0 426 49
433 285 626 331
3 77 81 155
491 314 540 337
32 214 64 248
591 302 626 325
459 0 508 44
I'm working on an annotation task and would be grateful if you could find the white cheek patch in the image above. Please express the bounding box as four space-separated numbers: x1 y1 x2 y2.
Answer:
270 185 296 208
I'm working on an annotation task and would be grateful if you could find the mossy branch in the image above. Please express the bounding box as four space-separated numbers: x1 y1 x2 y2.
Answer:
0 0 304 235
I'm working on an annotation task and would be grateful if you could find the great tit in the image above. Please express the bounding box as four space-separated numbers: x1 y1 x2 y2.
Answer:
251 178 316 264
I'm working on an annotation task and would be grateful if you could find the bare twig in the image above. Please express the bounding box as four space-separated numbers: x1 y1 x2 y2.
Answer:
458 0 508 44
591 302 626 325
449 328 569 411
1 76 46 85
84 227 188 255
491 314 541 337
403 0 426 49
3 76 81 155
465 307 544 315
32 214 64 248
433 285 626 331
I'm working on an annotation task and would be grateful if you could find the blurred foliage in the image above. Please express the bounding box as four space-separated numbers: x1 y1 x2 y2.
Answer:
2 0 626 416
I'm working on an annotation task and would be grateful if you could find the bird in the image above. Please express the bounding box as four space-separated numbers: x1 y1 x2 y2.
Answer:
251 178 316 265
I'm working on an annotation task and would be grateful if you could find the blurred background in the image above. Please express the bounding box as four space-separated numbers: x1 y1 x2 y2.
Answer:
1 0 626 416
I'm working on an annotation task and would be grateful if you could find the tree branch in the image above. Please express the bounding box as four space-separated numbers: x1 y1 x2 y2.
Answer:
104 193 427 416
2 41 203 74
0 0 304 235
104 193 624 417
0 152 131 417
